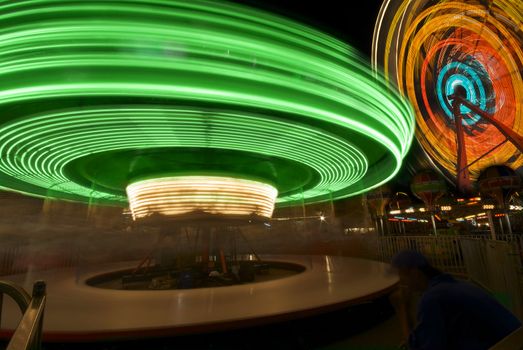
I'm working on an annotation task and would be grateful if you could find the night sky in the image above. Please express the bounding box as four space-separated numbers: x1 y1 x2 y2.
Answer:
232 1 384 57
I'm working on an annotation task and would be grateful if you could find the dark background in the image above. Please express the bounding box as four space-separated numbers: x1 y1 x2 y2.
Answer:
232 1 384 57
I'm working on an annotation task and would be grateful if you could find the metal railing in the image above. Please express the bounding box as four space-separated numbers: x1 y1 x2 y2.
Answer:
360 234 523 319
371 234 523 274
375 235 467 275
0 280 46 350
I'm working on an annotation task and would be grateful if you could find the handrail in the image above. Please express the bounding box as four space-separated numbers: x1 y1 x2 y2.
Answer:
0 281 46 350
0 280 31 315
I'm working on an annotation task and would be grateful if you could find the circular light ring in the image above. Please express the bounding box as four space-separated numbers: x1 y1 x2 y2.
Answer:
373 0 523 181
0 0 414 206
65 147 319 198
435 60 492 125
0 108 371 205
126 176 278 220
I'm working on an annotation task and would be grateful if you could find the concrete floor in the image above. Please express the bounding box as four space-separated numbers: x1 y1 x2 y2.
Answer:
320 315 403 350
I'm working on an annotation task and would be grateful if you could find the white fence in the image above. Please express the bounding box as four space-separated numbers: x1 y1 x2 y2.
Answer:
367 234 523 319
375 235 466 275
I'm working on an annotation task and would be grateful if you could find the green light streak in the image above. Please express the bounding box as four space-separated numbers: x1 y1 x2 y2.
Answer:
0 109 367 204
0 0 414 206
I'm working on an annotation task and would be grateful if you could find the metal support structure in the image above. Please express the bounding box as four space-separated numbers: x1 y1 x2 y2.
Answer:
457 139 508 175
202 227 211 267
219 249 228 274
450 88 523 195
451 93 473 194
431 213 438 236
0 280 45 350
505 214 513 235
487 210 497 240
455 96 523 154
328 190 335 220
374 217 381 236
238 230 262 262
300 187 306 219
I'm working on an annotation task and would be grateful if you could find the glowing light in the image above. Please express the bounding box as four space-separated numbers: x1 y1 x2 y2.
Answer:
440 205 452 211
320 215 326 221
389 209 401 215
126 176 277 220
0 0 414 207
482 204 495 210
373 0 523 182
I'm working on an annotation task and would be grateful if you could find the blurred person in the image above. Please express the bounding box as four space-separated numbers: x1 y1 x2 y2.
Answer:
391 250 521 350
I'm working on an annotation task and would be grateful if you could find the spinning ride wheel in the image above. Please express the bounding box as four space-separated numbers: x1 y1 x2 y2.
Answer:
373 0 523 192
0 0 414 221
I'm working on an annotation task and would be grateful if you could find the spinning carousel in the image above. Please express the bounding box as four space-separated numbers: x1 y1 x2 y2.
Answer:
0 0 414 341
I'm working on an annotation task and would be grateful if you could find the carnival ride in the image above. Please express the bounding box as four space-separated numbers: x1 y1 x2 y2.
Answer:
373 0 523 193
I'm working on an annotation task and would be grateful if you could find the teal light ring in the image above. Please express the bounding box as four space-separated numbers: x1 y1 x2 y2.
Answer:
436 61 489 124
0 0 414 206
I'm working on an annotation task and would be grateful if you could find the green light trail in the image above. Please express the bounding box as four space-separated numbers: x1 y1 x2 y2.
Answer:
0 0 414 206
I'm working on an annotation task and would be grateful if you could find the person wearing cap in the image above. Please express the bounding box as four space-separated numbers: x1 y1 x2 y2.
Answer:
391 250 521 350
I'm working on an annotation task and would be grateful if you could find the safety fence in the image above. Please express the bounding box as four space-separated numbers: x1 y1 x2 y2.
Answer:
0 231 523 319
375 235 467 275
363 234 523 320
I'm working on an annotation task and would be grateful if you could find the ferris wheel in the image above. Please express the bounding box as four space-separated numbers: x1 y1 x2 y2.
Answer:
373 0 523 193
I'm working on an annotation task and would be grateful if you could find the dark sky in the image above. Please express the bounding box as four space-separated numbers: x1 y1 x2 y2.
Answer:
232 1 384 58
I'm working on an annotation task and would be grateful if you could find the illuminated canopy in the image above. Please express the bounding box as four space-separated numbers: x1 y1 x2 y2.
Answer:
0 0 414 211
127 176 278 220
